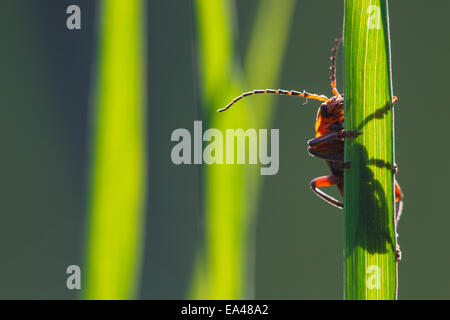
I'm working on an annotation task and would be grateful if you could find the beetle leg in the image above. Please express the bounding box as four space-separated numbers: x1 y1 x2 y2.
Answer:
307 147 351 169
392 163 403 220
396 244 402 262
307 130 361 147
393 96 398 104
308 147 343 162
395 180 403 222
310 175 344 209
394 179 403 262
339 129 362 139
392 163 398 175
307 132 340 147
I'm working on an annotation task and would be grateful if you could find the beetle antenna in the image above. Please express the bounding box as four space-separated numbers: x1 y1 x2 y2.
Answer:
330 33 343 97
217 89 329 112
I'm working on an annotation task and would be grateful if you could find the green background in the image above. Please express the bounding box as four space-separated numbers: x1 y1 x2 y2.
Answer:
0 0 448 299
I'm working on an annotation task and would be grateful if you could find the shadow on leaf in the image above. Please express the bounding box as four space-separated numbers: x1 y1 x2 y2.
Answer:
345 143 395 258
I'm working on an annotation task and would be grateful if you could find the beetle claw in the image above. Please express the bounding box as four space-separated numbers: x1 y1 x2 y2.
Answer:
392 163 398 175
395 244 402 262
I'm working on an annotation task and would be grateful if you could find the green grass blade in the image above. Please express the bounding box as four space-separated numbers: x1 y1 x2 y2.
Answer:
84 0 147 299
191 0 238 300
194 0 234 111
191 0 294 299
344 0 398 299
245 0 295 126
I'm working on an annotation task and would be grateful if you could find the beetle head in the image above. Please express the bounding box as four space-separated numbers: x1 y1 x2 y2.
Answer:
324 94 344 115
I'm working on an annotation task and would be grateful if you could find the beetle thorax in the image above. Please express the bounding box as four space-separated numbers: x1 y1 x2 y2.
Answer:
314 95 344 137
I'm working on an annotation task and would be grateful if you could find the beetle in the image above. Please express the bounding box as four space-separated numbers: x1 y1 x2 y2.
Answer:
218 35 404 260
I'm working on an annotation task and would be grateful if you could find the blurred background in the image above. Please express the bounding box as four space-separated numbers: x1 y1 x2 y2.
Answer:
1 0 449 299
